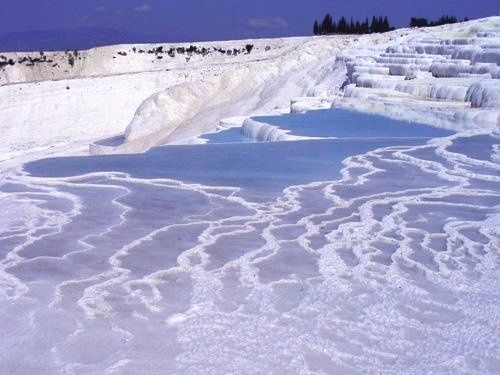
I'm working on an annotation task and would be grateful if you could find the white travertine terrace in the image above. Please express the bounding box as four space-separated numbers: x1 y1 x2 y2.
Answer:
336 17 500 131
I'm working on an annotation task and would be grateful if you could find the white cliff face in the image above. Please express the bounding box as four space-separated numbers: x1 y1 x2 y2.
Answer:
0 35 352 163
0 38 310 85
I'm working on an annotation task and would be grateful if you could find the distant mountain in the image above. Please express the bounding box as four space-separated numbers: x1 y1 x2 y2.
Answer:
0 27 175 52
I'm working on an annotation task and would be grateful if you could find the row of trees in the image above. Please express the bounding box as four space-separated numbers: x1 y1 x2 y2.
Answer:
410 15 469 28
313 15 393 35
313 14 471 35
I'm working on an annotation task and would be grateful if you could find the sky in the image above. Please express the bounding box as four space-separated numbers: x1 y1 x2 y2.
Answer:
0 0 498 42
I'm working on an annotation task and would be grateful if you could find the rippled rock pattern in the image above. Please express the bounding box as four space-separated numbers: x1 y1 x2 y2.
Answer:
1 127 499 373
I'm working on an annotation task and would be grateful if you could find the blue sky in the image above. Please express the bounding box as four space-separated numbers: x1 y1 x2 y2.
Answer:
1 0 498 40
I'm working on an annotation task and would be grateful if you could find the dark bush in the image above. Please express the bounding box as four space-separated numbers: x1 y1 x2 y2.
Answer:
410 15 465 28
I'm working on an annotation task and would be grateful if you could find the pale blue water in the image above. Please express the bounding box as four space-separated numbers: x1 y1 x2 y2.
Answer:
201 108 453 144
26 138 427 201
252 109 454 139
27 109 455 201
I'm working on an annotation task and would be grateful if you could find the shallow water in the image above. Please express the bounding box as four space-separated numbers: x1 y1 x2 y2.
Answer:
26 138 427 201
1 109 499 374
203 108 454 144
253 108 455 138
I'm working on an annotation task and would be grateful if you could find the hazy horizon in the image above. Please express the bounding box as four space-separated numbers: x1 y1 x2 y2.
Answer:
0 1 498 49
